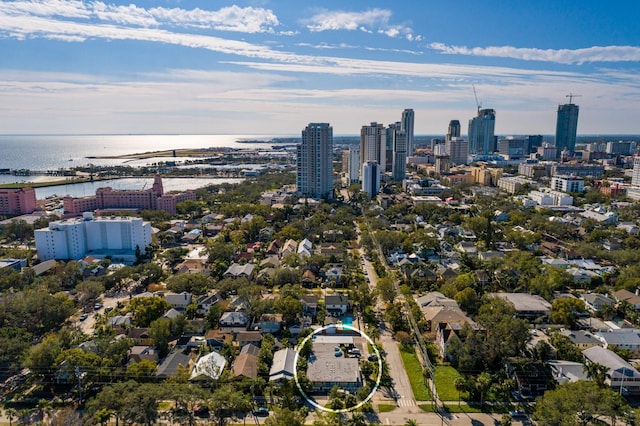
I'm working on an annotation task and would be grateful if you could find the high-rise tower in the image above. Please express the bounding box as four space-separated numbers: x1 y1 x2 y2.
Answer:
446 120 461 143
555 102 579 156
391 126 407 181
401 109 415 156
297 123 334 199
359 122 385 180
468 109 496 156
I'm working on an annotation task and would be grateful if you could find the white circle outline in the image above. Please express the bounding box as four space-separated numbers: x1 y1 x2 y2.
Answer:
293 324 383 413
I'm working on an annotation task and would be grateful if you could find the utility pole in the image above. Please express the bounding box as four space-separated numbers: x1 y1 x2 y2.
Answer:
75 366 83 404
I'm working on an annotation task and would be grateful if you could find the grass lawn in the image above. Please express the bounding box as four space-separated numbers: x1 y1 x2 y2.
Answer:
377 404 396 413
418 403 437 412
434 365 468 402
443 403 483 413
398 344 431 401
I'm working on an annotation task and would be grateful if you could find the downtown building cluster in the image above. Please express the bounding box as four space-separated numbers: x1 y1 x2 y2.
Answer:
296 98 587 200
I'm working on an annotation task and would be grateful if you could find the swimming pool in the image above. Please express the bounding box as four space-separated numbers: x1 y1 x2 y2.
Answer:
341 315 353 327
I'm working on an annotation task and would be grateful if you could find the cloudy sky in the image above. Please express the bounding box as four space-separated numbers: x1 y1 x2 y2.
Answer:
1 0 639 135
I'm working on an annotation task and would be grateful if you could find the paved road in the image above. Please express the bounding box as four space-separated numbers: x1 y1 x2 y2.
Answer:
356 223 417 410
75 293 130 334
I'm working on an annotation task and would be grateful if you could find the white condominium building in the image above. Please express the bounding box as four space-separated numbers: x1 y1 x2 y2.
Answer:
35 212 152 262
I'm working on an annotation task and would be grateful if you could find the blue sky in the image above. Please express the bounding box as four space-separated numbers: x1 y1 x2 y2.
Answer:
1 0 639 135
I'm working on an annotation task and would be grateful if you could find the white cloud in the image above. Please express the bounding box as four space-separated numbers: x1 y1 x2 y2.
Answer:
0 1 280 33
429 42 640 65
303 8 416 40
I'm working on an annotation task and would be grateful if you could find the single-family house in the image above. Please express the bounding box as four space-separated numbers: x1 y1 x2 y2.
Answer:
235 331 262 348
163 308 182 320
595 329 640 357
196 292 222 316
505 359 551 399
259 313 283 334
298 238 313 258
546 360 588 385
583 346 640 395
156 351 193 379
232 344 259 379
618 222 639 235
220 311 249 328
613 289 640 310
279 239 298 258
301 295 319 317
223 263 255 279
190 351 227 381
269 348 297 382
164 292 193 311
325 294 350 316
128 346 158 364
127 328 152 346
580 293 614 312
414 292 458 309
204 329 232 350
421 306 472 332
487 293 552 320
559 329 602 350
175 258 210 275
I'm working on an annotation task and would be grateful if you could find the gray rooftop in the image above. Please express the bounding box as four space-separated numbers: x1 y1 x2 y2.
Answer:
582 346 640 380
488 293 551 314
307 357 360 383
595 329 640 347
269 348 297 381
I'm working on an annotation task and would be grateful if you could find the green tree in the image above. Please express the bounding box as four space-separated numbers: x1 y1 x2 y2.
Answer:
127 296 171 327
165 273 214 295
274 296 303 323
376 277 396 304
454 287 480 314
475 297 530 369
5 408 17 426
476 372 492 405
533 381 628 426
550 298 587 328
500 414 513 426
265 408 307 426
126 359 158 382
583 360 609 388
148 317 172 357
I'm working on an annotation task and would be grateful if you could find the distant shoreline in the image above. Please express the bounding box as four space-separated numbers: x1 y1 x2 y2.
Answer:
87 147 233 160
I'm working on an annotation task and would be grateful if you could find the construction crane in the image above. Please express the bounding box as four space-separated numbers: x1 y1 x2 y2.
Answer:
566 93 581 104
472 84 482 113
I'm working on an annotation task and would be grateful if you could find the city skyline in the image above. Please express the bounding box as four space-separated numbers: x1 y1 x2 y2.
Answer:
1 1 640 135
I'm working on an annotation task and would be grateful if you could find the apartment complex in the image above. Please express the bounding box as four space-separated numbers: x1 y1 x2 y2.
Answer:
296 123 334 199
63 175 196 216
0 187 37 215
35 212 152 263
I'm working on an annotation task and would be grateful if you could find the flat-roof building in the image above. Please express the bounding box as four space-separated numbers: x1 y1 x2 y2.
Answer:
35 212 152 263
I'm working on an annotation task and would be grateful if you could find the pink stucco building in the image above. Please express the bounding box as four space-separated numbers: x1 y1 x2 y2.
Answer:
0 187 37 215
63 175 196 216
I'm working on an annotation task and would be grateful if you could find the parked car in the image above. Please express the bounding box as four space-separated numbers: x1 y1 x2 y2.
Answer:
79 313 89 321
253 407 269 417
509 410 527 418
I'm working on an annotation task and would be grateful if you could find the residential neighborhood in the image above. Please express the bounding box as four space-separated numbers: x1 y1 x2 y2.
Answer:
2 137 640 425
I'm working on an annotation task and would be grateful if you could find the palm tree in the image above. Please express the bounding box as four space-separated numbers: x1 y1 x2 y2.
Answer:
454 376 467 407
404 420 419 426
5 407 17 426
37 399 52 424
583 360 609 388
476 372 492 406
